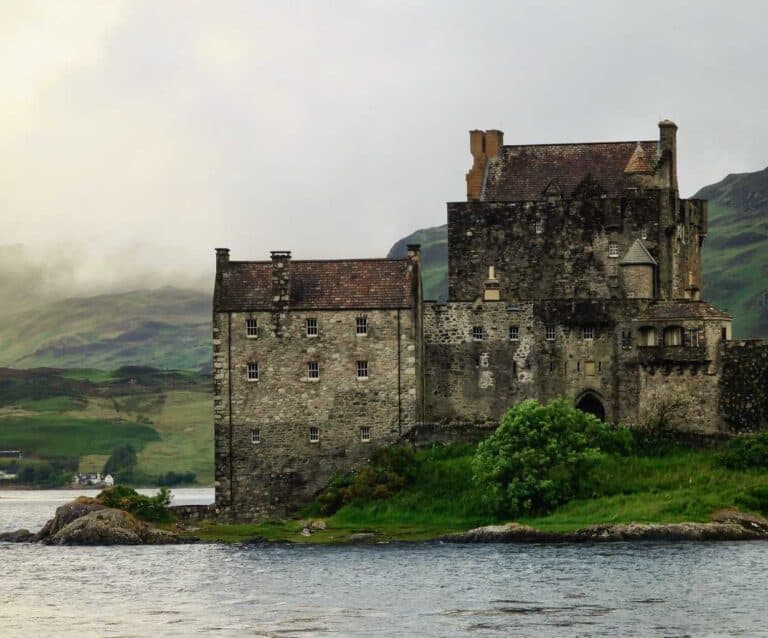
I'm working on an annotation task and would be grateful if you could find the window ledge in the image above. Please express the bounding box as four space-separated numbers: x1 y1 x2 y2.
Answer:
305 377 320 383
357 377 369 382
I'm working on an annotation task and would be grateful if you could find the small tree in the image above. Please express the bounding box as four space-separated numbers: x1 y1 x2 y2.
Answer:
103 444 138 478
472 399 625 517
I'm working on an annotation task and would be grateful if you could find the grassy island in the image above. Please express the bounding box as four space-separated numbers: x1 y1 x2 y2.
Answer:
187 403 768 544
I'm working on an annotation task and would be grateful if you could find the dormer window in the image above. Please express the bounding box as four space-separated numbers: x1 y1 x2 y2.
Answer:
608 242 620 258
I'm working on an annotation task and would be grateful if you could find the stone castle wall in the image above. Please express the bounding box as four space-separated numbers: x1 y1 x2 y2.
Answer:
719 340 768 432
214 307 419 519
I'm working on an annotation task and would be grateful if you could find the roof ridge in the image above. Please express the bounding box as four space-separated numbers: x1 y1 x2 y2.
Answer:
502 140 657 149
228 257 410 265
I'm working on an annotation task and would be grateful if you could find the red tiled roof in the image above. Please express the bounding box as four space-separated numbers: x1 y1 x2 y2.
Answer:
483 140 659 201
215 259 416 311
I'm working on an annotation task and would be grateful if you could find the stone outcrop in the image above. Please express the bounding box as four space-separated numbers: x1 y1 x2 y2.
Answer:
1 496 184 546
441 511 768 543
46 508 179 546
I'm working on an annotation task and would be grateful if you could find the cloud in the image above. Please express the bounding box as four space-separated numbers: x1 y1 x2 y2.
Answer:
1 0 767 296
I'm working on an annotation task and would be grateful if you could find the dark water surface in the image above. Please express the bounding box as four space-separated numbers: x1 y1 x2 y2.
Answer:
1 490 767 637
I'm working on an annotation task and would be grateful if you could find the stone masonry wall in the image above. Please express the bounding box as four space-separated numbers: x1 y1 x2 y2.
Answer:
214 307 418 520
719 340 768 432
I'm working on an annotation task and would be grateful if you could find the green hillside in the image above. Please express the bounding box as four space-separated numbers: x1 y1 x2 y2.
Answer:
389 170 768 339
0 287 212 371
387 225 448 301
0 367 213 485
696 167 768 338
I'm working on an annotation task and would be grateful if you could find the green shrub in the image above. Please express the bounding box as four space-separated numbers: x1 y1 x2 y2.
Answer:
472 399 627 517
735 486 768 514
719 433 768 470
97 485 173 522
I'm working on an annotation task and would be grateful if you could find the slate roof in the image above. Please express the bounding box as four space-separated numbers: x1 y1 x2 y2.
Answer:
620 239 657 266
215 259 416 311
637 301 731 321
482 140 659 201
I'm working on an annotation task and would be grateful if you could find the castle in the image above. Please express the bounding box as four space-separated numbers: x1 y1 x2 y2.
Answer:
213 121 768 520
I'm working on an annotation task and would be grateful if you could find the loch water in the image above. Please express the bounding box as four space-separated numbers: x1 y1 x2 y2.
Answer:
1 489 767 637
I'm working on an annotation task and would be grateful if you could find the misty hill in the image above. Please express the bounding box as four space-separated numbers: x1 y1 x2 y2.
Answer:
389 170 768 338
0 287 212 371
696 167 768 338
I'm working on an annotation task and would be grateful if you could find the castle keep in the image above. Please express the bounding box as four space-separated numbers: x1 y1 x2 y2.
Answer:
213 121 768 520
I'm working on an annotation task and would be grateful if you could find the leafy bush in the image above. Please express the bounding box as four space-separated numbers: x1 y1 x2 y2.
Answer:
719 433 768 470
97 485 173 522
735 486 768 514
314 446 416 515
472 399 631 517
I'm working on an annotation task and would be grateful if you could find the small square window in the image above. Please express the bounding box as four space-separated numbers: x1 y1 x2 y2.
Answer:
582 326 595 340
247 362 259 381
545 326 556 341
250 428 260 444
306 317 318 337
472 326 484 341
246 318 258 338
308 362 320 379
357 360 369 379
608 242 620 258
509 325 519 341
360 427 371 442
356 316 368 336
309 427 320 443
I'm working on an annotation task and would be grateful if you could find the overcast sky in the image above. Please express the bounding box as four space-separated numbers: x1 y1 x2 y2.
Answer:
2 0 767 294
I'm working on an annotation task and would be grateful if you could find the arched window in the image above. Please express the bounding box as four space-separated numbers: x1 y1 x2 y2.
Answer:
638 326 657 347
663 326 683 346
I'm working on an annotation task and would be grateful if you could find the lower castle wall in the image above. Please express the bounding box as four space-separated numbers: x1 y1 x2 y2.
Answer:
719 340 768 432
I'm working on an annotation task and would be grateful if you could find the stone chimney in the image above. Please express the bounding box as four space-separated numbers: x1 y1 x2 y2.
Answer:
466 129 504 201
406 243 421 266
215 248 230 272
270 251 291 337
658 119 678 190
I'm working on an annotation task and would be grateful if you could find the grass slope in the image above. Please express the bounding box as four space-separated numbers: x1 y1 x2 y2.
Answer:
696 167 768 338
387 225 448 301
0 367 213 484
0 287 211 371
193 443 768 543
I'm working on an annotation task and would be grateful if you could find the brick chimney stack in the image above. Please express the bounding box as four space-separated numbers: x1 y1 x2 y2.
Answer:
658 119 678 191
466 129 504 201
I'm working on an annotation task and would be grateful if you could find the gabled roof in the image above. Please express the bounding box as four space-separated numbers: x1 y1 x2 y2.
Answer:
215 259 416 311
637 301 732 321
620 239 657 266
482 140 659 201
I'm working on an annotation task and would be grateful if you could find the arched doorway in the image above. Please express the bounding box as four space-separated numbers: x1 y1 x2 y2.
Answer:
575 391 605 422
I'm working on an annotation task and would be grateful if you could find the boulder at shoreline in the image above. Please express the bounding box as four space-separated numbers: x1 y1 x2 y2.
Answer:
441 511 768 543
1 495 185 546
